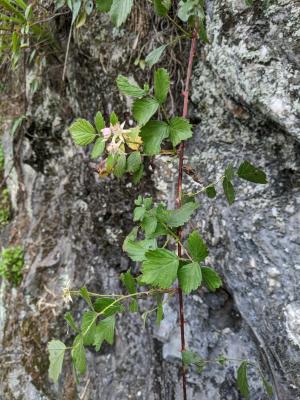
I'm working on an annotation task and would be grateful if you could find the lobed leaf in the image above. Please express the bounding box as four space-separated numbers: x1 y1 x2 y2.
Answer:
169 117 193 147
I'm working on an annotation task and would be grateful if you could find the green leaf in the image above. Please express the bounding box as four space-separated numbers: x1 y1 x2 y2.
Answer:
141 215 157 237
237 161 267 184
153 0 171 16
154 68 170 104
106 154 116 173
91 137 105 159
116 75 146 98
133 206 145 221
206 186 216 198
187 231 208 262
145 44 167 67
158 201 199 228
48 340 66 383
202 267 222 292
140 120 169 155
132 164 144 184
121 270 138 312
237 361 250 399
114 153 127 178
127 151 142 173
71 335 86 375
123 238 157 262
94 111 105 133
133 97 159 126
94 298 124 316
94 316 116 351
109 0 133 27
225 164 235 180
178 0 205 22
80 287 94 310
110 111 119 125
69 119 96 145
223 177 235 205
141 249 179 288
96 0 112 12
156 302 164 325
182 350 204 369
65 312 79 333
178 262 202 294
262 377 273 397
169 117 193 147
81 311 97 345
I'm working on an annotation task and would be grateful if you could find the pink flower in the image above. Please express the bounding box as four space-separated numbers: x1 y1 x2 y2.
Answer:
101 127 111 139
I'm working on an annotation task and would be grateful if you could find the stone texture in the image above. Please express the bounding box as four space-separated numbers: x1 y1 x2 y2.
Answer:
0 1 299 399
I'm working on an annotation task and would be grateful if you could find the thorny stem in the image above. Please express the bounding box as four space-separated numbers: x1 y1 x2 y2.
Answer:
176 29 198 400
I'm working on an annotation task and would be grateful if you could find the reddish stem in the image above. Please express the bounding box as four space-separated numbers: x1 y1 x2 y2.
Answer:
176 30 198 400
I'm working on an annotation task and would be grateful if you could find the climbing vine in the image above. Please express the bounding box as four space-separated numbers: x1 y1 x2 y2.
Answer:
0 0 273 398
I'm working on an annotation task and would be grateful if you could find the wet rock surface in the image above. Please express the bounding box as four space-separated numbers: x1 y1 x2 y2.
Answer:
1 1 299 399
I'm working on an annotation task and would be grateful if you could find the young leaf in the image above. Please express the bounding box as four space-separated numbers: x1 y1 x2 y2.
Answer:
116 75 146 98
80 287 94 310
48 340 66 383
94 315 116 351
141 215 157 237
109 0 133 27
202 267 222 292
237 361 250 399
223 177 235 205
81 311 97 346
69 119 96 145
110 111 119 125
154 68 170 104
178 262 202 294
206 186 217 198
96 0 112 12
169 117 193 147
141 249 179 288
133 206 145 221
106 154 116 173
123 238 157 262
133 97 159 126
132 164 144 184
114 153 127 178
94 298 124 316
91 137 105 159
140 120 169 155
145 44 167 67
187 231 208 262
153 0 171 16
127 151 142 173
237 161 267 184
71 335 86 375
94 111 105 133
65 312 79 333
158 201 199 228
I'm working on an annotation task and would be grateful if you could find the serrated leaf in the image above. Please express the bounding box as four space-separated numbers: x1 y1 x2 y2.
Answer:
223 177 235 205
237 161 267 184
132 164 144 184
178 262 202 294
94 316 116 351
202 267 222 292
158 201 199 228
69 119 96 145
94 111 105 133
141 249 179 288
48 340 66 383
94 298 124 316
110 111 119 125
237 361 250 399
71 335 86 375
154 68 170 104
81 311 97 345
153 0 171 15
133 206 145 221
127 151 142 173
96 0 112 12
123 238 157 262
225 164 235 180
133 97 159 126
121 270 136 294
141 215 157 237
91 137 105 159
65 312 78 333
169 117 193 147
145 44 167 67
206 186 217 198
187 231 208 262
116 75 146 98
110 0 133 27
140 120 169 155
114 153 126 178
80 287 94 310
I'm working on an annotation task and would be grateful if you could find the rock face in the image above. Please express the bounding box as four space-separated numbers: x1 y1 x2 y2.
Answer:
0 1 299 399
